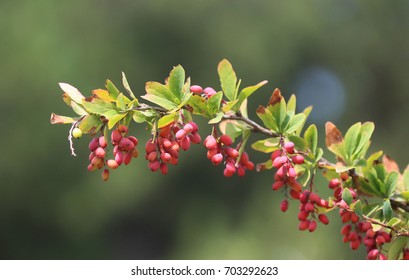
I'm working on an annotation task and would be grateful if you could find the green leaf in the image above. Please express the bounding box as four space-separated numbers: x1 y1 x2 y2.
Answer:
168 65 185 102
268 99 286 132
179 92 193 109
50 113 75 124
71 101 88 116
158 112 177 128
403 166 409 191
353 200 363 217
335 166 354 173
367 167 386 196
287 135 308 152
313 148 324 164
141 94 178 111
388 236 408 260
251 138 280 153
116 93 131 110
256 106 278 132
82 98 117 115
344 122 361 161
295 106 312 136
107 113 126 129
208 111 224 124
342 188 353 205
236 80 268 108
78 114 102 134
132 111 149 123
121 71 137 100
187 95 209 116
145 81 175 102
383 199 392 221
256 159 273 172
207 92 223 116
92 89 116 103
218 59 237 101
105 80 120 100
219 120 244 142
304 124 318 154
222 100 239 113
286 94 296 118
353 122 375 157
59 83 85 104
385 171 399 198
284 113 306 134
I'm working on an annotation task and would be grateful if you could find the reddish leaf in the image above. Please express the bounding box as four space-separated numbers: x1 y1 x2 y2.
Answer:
325 122 343 148
267 88 283 106
383 155 400 173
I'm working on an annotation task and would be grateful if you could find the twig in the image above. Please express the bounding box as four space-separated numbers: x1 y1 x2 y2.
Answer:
68 116 85 156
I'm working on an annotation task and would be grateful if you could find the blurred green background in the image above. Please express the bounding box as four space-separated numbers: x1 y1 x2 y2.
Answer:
1 0 408 259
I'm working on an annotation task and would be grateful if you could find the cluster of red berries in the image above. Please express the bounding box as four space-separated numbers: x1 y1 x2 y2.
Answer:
271 141 304 193
204 134 254 177
190 85 217 99
145 121 201 175
297 190 330 232
87 125 138 181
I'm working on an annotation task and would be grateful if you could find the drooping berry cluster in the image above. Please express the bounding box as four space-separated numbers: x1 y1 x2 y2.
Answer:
87 125 138 181
297 190 330 232
271 141 304 194
145 121 201 174
204 134 254 177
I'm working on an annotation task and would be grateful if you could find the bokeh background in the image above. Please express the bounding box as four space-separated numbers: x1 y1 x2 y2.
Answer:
1 0 408 259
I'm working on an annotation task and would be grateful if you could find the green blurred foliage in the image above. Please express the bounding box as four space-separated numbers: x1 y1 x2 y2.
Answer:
0 0 408 259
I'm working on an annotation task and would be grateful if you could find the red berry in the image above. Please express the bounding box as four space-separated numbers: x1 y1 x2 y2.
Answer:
175 129 186 140
204 87 216 95
245 161 255 171
305 202 315 212
328 179 341 189
190 85 203 94
225 147 239 158
118 125 128 134
102 169 110 181
223 167 235 177
318 214 329 225
375 235 386 245
111 129 122 144
300 191 310 204
271 150 282 161
237 166 246 177
99 136 108 148
119 137 135 152
115 151 124 165
298 211 309 221
128 136 138 146
183 123 193 133
212 153 224 165
87 164 97 172
160 152 171 163
148 160 160 172
403 249 409 260
280 199 289 212
189 121 199 133
290 189 300 200
160 163 168 175
180 136 191 151
123 152 132 165
379 254 387 260
95 147 106 158
89 137 99 151
340 172 349 181
367 249 379 260
147 151 158 162
207 148 218 160
145 140 156 153
220 135 233 146
205 135 217 150
299 220 310 231
348 231 358 241
308 220 317 232
350 240 360 250
189 132 201 144
341 224 351 235
272 180 285 191
284 142 295 154
107 159 119 169
292 155 304 164
288 167 297 178
131 149 139 158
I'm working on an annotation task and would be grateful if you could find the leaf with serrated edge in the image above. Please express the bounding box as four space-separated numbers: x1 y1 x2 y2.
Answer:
383 199 392 221
344 122 361 161
287 94 296 118
342 188 353 205
50 113 75 124
59 83 85 104
256 105 278 132
237 80 268 108
251 138 279 153
208 111 224 124
388 236 407 260
105 80 119 100
168 65 185 102
71 101 87 116
92 89 116 103
304 124 318 154
141 94 177 111
158 112 177 128
218 59 237 101
121 71 137 100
